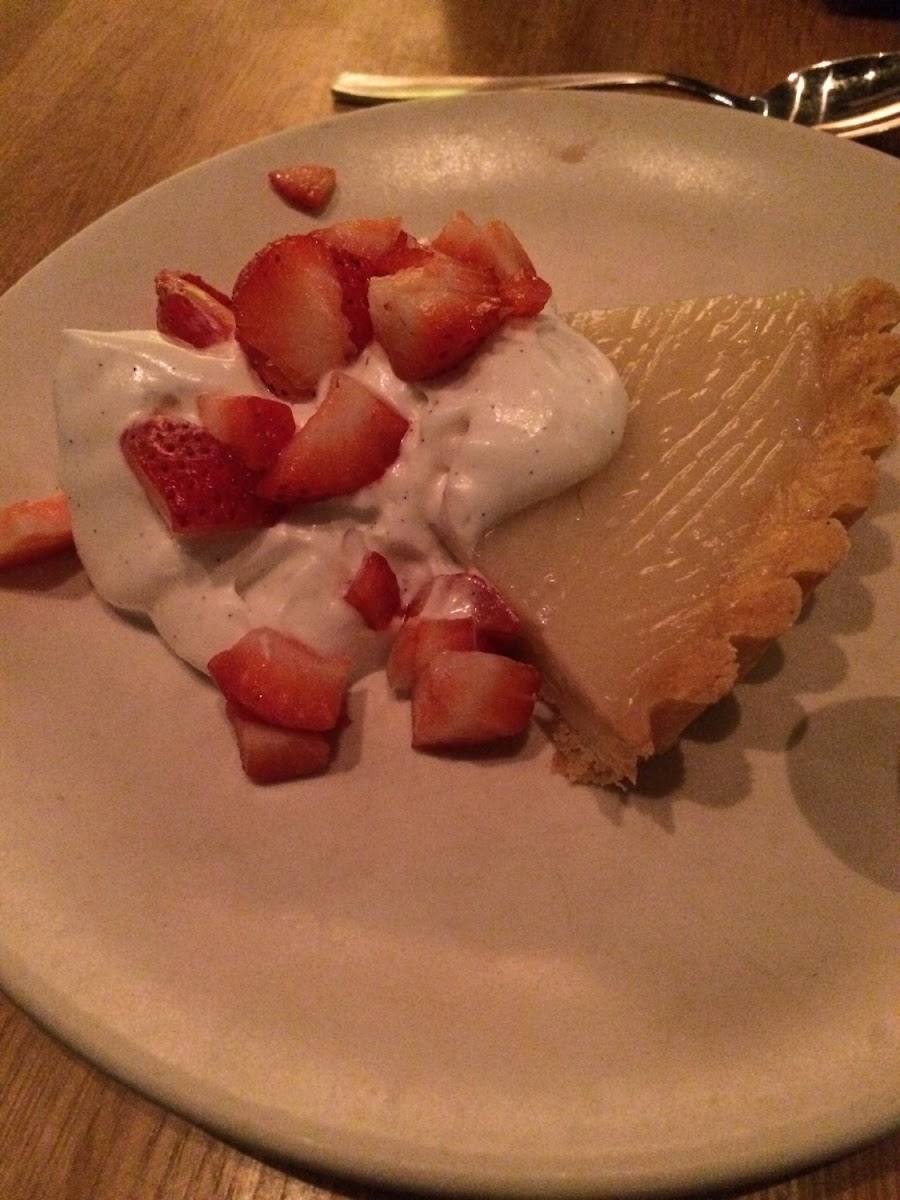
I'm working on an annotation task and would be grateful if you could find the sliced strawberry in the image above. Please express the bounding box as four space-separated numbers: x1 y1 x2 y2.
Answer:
312 219 411 352
224 701 332 782
240 352 301 400
498 272 553 319
389 573 522 693
386 616 480 694
432 213 530 277
411 650 540 749
0 492 75 569
257 371 409 503
121 416 283 535
196 392 296 471
431 212 551 318
268 163 337 213
232 234 355 399
430 211 486 267
208 627 350 731
370 232 434 276
328 248 375 352
344 551 402 631
312 217 404 265
368 252 504 380
155 270 235 348
406 572 520 644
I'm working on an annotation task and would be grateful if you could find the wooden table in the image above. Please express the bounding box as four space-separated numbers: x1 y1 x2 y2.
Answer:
1 2 897 1196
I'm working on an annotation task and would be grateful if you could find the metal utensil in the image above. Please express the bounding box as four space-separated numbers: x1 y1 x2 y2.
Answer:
333 52 900 137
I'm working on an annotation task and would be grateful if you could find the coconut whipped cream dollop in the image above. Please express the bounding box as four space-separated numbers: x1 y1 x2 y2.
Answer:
54 312 626 678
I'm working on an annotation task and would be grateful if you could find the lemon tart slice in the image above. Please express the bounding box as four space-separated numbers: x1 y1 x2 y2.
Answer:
474 279 900 785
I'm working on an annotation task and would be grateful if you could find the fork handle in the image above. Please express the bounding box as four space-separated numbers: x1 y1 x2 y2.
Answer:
331 70 738 107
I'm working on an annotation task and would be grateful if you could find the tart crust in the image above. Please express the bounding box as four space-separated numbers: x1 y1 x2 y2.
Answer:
475 279 900 785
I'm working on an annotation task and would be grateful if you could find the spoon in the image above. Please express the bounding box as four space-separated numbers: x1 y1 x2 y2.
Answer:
332 52 900 137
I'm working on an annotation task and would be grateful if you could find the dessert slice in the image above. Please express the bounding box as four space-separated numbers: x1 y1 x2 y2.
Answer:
474 279 900 785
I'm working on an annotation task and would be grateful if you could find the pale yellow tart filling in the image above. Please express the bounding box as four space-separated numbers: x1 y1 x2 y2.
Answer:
474 280 900 785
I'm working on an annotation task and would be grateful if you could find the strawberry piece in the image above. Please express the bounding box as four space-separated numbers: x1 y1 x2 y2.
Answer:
120 416 284 535
430 212 487 266
328 248 375 352
431 212 551 318
0 492 75 569
368 252 504 381
407 572 520 643
257 371 409 503
268 164 337 213
432 213 532 278
239 352 301 401
498 273 553 320
224 701 332 782
155 270 235 348
411 650 540 748
370 232 434 276
196 392 296 470
389 573 522 692
312 220 412 352
386 616 480 694
232 234 355 398
344 551 402 631
208 627 350 731
312 217 405 265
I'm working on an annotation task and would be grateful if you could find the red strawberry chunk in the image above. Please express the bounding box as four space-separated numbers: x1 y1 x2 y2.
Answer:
224 701 332 782
268 163 337 213
120 416 284 536
232 234 354 399
240 353 302 401
327 247 375 352
386 616 480 694
313 219 418 350
368 252 504 381
407 572 520 643
155 270 235 348
431 212 551 318
432 214 533 278
344 551 402 631
209 627 350 731
482 218 539 277
196 392 296 471
312 217 405 265
411 650 540 748
257 371 409 503
370 232 434 276
498 272 553 320
0 492 75 569
430 212 487 267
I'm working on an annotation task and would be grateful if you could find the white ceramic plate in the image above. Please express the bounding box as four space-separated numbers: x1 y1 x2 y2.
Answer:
1 93 898 1197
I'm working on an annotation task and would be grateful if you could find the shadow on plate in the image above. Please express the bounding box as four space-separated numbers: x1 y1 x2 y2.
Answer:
787 693 899 892
0 547 87 597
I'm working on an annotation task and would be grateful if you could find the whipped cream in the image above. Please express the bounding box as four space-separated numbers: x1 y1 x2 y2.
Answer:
54 313 626 679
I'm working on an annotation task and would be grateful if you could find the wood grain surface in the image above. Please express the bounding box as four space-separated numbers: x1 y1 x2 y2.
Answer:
1 2 897 1198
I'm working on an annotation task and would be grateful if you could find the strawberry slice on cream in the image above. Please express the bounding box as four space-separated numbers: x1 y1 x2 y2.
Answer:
232 233 356 398
195 392 296 471
257 371 410 503
120 415 284 536
155 270 235 349
344 551 403 632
